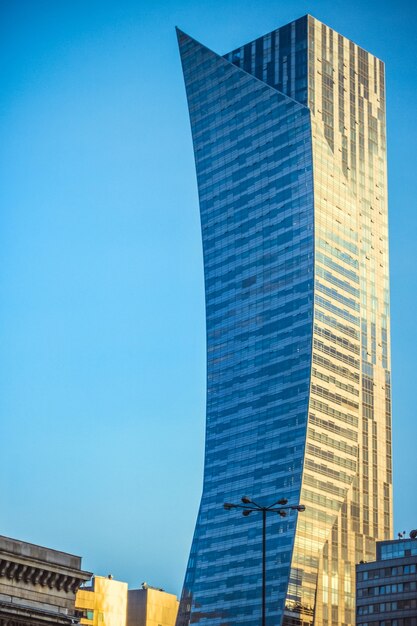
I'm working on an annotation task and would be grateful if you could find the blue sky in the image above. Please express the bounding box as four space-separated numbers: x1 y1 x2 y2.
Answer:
0 0 416 596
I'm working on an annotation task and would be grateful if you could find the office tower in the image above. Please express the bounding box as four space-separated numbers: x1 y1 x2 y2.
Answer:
177 13 392 626
76 575 128 626
127 583 179 626
356 536 417 626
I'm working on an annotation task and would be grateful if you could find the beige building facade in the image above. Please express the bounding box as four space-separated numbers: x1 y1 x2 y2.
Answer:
0 535 91 626
127 585 178 626
76 576 127 626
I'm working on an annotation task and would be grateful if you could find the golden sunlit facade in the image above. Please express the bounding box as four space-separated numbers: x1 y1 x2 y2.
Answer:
76 576 128 626
127 586 179 626
288 16 392 626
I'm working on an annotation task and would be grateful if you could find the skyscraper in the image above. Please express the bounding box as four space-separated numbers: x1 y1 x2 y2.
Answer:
176 14 392 626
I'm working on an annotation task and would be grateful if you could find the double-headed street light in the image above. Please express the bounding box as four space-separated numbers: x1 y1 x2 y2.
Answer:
224 496 306 626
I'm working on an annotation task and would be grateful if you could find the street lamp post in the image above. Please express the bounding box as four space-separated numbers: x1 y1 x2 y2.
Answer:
224 496 306 626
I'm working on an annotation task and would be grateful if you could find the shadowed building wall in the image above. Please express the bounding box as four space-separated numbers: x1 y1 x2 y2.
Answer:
356 538 417 626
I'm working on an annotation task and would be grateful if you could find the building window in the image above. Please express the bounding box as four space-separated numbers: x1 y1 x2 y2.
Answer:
83 610 94 621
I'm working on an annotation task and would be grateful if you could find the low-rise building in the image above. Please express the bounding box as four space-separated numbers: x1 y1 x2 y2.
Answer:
356 534 417 626
0 534 91 626
127 583 178 626
76 575 127 626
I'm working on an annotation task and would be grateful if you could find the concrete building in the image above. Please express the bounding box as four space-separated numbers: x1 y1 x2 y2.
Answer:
356 536 417 626
127 584 179 626
177 13 392 626
76 575 127 626
0 534 91 626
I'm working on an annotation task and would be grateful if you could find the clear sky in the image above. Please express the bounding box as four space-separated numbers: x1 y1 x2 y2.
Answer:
0 0 416 598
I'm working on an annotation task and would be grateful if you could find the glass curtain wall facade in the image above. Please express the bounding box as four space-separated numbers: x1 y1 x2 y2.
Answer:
176 14 392 626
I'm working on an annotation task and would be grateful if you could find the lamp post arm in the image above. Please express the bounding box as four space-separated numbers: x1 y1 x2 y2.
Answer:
230 502 264 511
247 499 263 509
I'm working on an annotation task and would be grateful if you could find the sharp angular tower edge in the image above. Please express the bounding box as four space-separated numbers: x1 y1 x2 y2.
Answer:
176 15 392 626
